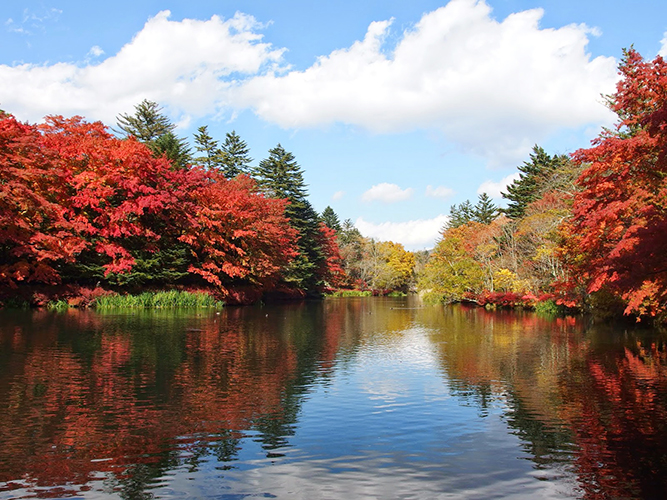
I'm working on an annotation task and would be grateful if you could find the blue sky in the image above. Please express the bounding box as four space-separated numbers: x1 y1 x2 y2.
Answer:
2 0 666 250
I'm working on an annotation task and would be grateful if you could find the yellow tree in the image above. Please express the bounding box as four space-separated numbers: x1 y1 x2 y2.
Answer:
418 225 485 303
379 241 415 291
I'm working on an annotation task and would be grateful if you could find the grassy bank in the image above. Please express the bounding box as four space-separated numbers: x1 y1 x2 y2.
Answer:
326 290 373 297
325 289 408 298
92 290 224 309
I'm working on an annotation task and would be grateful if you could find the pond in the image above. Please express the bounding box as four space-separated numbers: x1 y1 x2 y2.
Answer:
1 297 666 499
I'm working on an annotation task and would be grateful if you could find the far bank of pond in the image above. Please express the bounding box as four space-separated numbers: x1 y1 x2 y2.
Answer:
1 296 666 499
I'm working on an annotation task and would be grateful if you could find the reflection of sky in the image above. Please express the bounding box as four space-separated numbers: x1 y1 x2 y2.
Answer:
149 326 581 499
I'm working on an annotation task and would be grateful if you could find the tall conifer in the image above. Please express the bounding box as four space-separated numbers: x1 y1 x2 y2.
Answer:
220 131 252 178
193 125 223 170
474 193 498 224
255 145 326 294
502 145 564 219
116 100 190 169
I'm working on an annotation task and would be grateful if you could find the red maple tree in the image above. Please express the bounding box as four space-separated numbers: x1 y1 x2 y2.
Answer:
1 113 302 301
563 49 667 318
0 115 82 286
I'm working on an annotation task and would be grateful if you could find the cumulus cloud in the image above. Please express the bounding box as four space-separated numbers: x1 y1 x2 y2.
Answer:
477 172 521 199
355 215 449 250
332 190 345 200
0 0 619 164
231 0 618 163
660 32 667 57
0 10 284 124
425 185 454 199
362 183 414 203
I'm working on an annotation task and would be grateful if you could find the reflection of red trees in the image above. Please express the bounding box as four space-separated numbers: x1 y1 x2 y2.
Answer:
4 305 667 499
427 307 667 498
173 322 298 434
0 307 343 495
559 342 667 499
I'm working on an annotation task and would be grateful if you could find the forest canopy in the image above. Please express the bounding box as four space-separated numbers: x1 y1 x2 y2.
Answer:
2 48 667 322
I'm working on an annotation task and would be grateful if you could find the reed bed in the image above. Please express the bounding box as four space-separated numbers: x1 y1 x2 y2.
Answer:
92 290 224 309
325 290 373 297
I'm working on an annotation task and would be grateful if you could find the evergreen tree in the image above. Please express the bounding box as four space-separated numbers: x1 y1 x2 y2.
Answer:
153 132 192 169
116 99 174 144
255 144 325 295
502 145 564 219
116 99 190 169
193 125 223 170
220 131 252 178
474 193 498 224
339 219 362 246
447 200 475 229
321 206 342 232
254 144 308 200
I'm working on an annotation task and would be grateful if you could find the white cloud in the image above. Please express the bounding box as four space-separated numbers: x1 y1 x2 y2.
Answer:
5 7 62 35
477 172 521 199
231 0 618 163
425 185 454 199
332 190 345 201
355 215 449 250
0 0 619 165
660 31 667 57
0 10 284 124
88 45 104 57
361 183 414 203
5 18 28 35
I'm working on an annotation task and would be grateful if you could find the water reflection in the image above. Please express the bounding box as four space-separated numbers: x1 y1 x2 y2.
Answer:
0 299 666 499
419 305 667 499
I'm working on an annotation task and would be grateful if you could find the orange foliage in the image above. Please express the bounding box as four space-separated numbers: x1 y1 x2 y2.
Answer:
181 172 298 299
563 50 667 318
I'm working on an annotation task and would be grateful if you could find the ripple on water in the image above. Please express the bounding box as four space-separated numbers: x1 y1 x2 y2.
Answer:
2 304 666 498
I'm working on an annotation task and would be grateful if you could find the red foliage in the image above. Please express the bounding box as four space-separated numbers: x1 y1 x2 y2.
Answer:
39 115 194 275
563 50 667 318
1 113 300 300
0 115 81 286
475 291 535 308
180 172 298 299
314 222 345 289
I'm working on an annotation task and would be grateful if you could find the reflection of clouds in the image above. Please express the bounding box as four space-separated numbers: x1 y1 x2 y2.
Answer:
358 327 443 405
155 424 581 499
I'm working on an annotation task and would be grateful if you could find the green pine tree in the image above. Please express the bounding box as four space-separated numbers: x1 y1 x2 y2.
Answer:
116 99 190 169
321 206 342 232
502 145 564 219
474 193 498 224
220 131 252 178
447 200 475 229
153 132 192 169
193 125 223 170
255 144 326 295
254 144 308 200
116 99 175 144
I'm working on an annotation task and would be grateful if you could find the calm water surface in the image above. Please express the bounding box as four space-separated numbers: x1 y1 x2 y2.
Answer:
1 297 667 499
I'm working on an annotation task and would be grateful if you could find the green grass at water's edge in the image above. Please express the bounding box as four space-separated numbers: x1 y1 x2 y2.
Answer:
91 290 224 309
325 290 373 297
